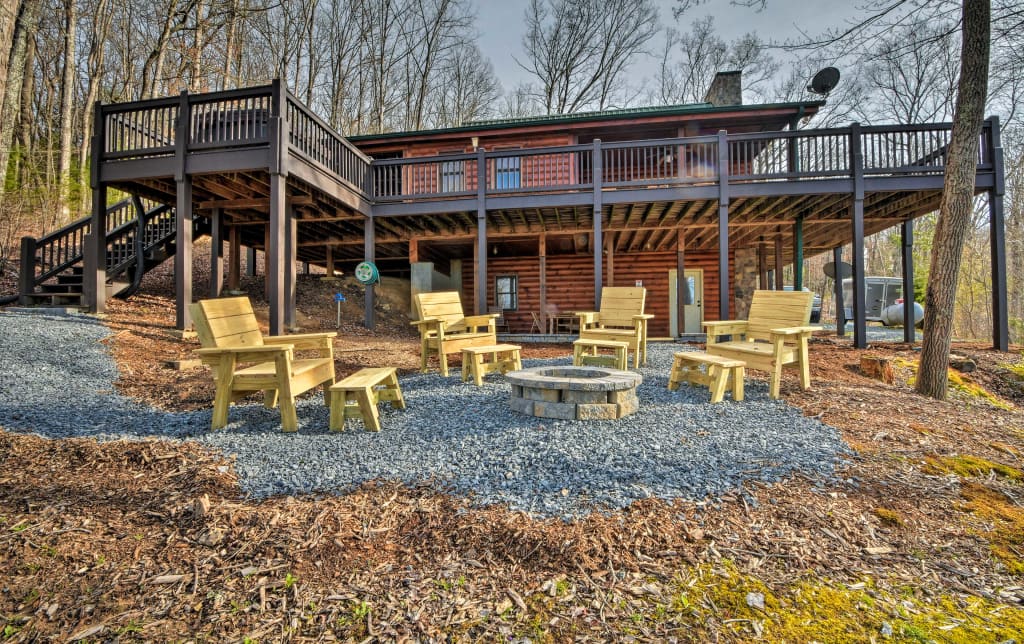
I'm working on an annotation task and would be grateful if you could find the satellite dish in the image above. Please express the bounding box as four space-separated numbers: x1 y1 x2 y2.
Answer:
824 261 853 280
807 67 840 96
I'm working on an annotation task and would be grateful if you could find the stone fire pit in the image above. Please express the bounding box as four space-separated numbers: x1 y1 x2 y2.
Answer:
506 366 642 420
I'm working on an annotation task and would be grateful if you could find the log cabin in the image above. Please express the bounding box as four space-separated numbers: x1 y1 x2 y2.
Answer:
25 71 1008 350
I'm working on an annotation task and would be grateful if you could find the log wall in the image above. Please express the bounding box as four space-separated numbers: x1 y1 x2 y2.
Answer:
460 250 736 336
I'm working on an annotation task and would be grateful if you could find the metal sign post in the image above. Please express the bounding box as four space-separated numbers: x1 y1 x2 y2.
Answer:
334 292 346 328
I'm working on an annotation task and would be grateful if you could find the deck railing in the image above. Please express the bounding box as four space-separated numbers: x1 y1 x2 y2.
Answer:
95 84 994 206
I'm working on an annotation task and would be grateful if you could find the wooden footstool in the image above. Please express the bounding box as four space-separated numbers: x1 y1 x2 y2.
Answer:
668 352 745 403
573 338 629 370
461 344 522 386
328 367 405 431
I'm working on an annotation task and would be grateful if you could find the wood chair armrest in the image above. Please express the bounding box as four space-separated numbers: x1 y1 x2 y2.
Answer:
704 320 748 344
463 314 498 329
576 311 599 327
770 326 822 337
411 317 443 327
264 332 336 351
195 345 293 364
633 314 655 320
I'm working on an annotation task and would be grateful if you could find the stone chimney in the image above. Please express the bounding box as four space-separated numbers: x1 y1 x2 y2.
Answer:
703 71 743 106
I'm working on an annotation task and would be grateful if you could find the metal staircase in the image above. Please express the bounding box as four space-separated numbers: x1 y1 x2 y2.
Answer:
7 197 201 308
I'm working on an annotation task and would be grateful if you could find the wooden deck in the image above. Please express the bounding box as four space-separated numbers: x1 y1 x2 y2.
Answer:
84 81 1008 349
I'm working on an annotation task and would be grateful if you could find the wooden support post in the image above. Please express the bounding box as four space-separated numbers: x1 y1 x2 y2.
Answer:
18 236 36 304
175 177 193 329
833 246 846 337
246 246 256 276
86 99 107 314
592 139 603 309
774 234 784 290
757 240 767 290
676 229 686 337
364 216 376 329
284 205 297 329
605 231 614 287
408 238 418 263
901 220 915 343
988 116 1009 351
264 224 271 301
793 215 804 291
210 208 223 298
539 234 547 329
475 146 487 315
717 130 730 320
850 123 867 349
174 89 192 330
325 244 336 278
227 224 240 291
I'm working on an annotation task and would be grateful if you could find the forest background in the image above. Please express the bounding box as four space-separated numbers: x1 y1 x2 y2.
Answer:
0 0 1020 342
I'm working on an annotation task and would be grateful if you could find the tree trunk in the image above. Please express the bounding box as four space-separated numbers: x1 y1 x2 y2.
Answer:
14 27 33 186
0 0 39 199
57 0 76 221
78 0 111 215
915 0 991 399
0 0 22 133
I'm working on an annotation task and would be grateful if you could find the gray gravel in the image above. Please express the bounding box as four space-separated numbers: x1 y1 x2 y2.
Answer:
0 310 851 519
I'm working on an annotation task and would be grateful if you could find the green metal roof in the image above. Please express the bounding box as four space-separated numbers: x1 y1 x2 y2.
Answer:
346 100 824 142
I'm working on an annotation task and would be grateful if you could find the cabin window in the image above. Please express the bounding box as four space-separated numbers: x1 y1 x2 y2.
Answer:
494 156 521 189
440 160 465 192
495 275 518 311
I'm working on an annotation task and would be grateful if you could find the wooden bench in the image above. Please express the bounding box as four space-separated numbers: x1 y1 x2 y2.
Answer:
190 296 336 432
576 287 654 367
668 352 746 403
705 290 821 399
461 344 522 386
572 338 629 370
412 291 497 377
328 367 405 432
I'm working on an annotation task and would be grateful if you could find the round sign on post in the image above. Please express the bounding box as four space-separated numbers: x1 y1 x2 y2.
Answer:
354 261 379 285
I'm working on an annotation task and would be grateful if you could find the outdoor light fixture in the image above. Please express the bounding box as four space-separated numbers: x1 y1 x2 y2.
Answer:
471 136 479 149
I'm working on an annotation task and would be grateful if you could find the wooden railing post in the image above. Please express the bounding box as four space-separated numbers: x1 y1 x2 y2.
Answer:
850 122 867 349
717 130 730 320
85 100 107 313
18 236 37 304
267 78 288 335
987 115 1008 351
833 246 846 337
901 219 915 342
174 89 193 330
592 139 603 309
475 145 487 316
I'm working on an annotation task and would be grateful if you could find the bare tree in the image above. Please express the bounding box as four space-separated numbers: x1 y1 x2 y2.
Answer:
520 0 659 114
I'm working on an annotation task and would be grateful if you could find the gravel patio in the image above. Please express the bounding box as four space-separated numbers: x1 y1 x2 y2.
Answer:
0 310 850 519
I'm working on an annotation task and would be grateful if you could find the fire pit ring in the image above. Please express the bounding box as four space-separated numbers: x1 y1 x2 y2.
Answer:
506 366 641 420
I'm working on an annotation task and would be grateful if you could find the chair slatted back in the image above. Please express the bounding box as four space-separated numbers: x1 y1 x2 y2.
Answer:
190 297 265 349
414 291 469 332
744 290 814 341
598 287 646 328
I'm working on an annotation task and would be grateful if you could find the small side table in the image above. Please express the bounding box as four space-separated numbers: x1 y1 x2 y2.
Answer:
461 344 523 386
573 338 629 370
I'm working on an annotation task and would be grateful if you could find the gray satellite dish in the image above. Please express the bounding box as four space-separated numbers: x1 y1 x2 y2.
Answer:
824 261 852 279
807 67 840 96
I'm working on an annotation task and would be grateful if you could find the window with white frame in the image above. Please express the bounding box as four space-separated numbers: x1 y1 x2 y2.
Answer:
495 274 518 311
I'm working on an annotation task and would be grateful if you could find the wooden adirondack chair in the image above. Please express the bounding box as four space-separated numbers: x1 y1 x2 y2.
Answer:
576 287 654 367
190 297 337 432
412 291 497 376
704 290 821 399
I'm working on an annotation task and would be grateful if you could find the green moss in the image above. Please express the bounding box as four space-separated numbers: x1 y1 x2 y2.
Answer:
924 454 1023 480
897 358 1013 410
960 482 1024 575
873 507 904 527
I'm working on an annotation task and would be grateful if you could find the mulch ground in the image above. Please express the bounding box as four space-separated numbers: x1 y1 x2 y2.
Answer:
3 269 1024 641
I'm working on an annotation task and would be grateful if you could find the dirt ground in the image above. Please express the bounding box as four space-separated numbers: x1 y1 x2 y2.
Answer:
2 267 1024 641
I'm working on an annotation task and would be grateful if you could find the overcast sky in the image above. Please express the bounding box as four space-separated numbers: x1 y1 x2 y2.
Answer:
475 0 863 95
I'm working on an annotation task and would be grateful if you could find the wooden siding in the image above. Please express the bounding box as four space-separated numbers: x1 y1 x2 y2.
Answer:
460 250 735 336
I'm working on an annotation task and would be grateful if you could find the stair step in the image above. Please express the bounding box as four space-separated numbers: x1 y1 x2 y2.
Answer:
57 274 84 285
40 283 83 293
21 292 84 305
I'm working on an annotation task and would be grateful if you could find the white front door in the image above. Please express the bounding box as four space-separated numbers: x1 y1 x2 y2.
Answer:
669 269 704 335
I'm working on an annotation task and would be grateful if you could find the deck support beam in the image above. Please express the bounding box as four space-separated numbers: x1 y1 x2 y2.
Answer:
792 215 804 290
988 116 1009 351
86 99 107 314
174 176 193 329
757 240 768 290
475 146 488 315
227 225 240 291
676 229 686 336
850 123 867 349
833 246 846 337
210 208 224 298
364 217 376 329
285 205 297 329
539 234 547 330
717 131 730 320
901 220 915 343
592 139 603 309
774 234 783 290
246 247 256 276
605 231 615 286
267 174 286 335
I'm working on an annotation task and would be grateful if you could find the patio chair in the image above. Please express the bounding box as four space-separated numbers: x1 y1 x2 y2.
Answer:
704 289 821 398
530 311 543 333
576 287 654 367
412 291 497 376
190 296 337 432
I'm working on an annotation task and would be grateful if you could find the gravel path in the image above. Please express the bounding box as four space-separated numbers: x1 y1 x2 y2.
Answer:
0 310 850 519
